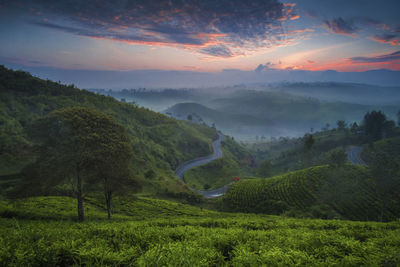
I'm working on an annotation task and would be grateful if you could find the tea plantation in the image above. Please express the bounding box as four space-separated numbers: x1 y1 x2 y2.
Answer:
0 196 399 266
222 165 400 221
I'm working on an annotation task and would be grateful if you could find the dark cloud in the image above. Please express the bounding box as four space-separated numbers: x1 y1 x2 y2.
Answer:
323 17 358 37
201 45 233 58
356 17 388 30
6 0 297 58
371 34 399 45
350 50 400 63
255 62 272 72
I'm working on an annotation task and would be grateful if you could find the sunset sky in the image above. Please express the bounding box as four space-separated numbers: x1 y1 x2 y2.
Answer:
1 0 400 75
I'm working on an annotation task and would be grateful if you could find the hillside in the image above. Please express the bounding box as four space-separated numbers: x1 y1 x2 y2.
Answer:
221 165 400 221
0 196 399 266
0 66 248 198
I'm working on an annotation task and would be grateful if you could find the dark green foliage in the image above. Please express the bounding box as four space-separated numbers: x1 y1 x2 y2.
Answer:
15 107 140 221
256 160 272 177
303 134 314 151
222 165 400 221
362 137 400 221
363 110 387 141
326 148 348 167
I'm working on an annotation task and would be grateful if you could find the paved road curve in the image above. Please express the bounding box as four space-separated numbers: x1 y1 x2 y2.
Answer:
175 132 231 198
346 146 366 165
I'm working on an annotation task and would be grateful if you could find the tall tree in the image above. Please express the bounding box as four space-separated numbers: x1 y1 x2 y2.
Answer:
303 134 314 151
86 116 140 219
24 107 137 221
363 110 387 141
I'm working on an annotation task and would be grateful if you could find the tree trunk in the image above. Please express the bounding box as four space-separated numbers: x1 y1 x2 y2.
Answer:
76 165 85 222
106 192 112 220
104 179 112 220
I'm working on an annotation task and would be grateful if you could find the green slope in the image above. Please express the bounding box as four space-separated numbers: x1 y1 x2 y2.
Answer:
222 165 400 221
0 196 399 266
0 66 248 197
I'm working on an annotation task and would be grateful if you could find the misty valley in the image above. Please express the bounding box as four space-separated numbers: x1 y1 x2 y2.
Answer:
91 83 400 140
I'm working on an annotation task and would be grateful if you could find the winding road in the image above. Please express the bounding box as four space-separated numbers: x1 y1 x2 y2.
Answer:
176 137 366 198
346 146 366 165
175 132 230 198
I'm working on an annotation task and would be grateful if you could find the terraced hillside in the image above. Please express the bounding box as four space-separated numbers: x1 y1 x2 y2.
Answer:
222 165 400 221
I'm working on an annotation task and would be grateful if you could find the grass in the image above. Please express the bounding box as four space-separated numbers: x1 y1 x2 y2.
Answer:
0 196 399 266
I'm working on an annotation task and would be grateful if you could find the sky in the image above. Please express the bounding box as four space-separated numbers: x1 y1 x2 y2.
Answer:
1 0 400 87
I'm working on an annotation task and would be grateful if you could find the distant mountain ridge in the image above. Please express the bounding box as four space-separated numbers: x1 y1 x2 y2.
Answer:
4 63 400 89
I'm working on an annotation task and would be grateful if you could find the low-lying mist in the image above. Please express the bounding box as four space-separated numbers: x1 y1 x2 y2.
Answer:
89 82 400 141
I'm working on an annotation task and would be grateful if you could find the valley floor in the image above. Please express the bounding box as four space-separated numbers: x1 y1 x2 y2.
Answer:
0 196 399 266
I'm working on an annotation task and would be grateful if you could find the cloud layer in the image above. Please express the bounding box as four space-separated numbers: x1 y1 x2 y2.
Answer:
350 50 400 63
8 0 298 58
